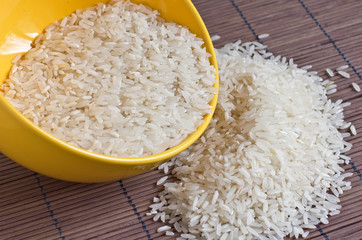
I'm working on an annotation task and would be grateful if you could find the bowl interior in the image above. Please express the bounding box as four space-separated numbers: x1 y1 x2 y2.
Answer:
0 0 219 163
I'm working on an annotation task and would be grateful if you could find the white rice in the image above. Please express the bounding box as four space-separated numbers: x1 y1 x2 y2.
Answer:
211 35 221 41
336 65 349 71
325 68 334 77
350 125 357 136
156 176 168 185
326 88 337 95
157 226 171 232
150 41 352 239
258 33 270 39
0 0 216 157
352 82 360 92
301 65 312 70
337 70 350 78
166 231 175 236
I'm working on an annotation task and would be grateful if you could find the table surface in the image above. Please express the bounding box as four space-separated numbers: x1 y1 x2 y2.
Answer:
1 0 362 239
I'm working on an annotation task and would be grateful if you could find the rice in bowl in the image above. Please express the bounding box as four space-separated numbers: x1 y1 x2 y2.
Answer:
0 0 217 158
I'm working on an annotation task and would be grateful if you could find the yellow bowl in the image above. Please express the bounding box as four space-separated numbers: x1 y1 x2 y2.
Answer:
0 0 219 182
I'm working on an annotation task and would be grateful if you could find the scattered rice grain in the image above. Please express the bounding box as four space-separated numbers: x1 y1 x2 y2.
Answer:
157 176 168 185
258 33 270 39
325 68 334 77
338 70 350 78
352 82 360 92
350 125 357 136
336 65 349 71
211 35 221 41
157 226 171 233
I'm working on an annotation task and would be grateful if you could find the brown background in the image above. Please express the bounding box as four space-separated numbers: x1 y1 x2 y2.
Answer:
1 0 362 239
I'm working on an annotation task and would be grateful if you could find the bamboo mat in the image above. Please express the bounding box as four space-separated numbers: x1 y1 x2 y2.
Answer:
1 0 362 239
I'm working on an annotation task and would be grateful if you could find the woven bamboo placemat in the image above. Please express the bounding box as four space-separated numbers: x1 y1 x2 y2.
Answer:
1 0 362 239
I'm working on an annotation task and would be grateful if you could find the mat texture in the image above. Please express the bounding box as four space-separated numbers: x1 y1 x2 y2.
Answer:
1 0 362 239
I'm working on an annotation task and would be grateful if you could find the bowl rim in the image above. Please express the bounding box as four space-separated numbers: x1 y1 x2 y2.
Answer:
0 0 219 166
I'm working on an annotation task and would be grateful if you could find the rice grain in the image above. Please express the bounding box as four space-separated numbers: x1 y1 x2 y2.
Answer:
338 70 350 78
258 33 270 39
325 68 334 77
352 82 360 92
350 125 357 135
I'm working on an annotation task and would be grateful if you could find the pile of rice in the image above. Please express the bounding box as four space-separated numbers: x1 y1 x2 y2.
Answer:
0 0 216 157
150 41 353 239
